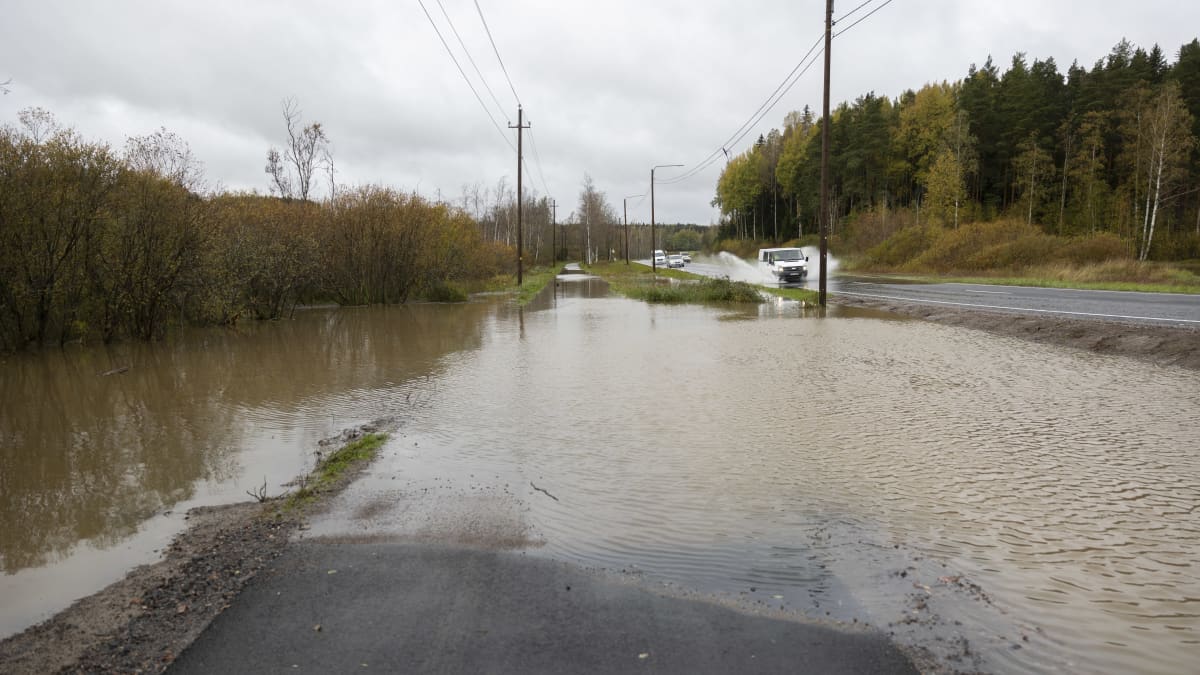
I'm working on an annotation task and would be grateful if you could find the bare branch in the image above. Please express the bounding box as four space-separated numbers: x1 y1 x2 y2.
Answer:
265 147 292 198
124 127 205 190
271 97 330 201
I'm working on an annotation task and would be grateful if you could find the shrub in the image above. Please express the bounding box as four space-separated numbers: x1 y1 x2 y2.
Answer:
865 225 938 269
1059 233 1132 265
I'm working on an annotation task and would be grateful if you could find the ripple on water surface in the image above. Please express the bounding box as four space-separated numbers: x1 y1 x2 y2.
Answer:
322 296 1200 674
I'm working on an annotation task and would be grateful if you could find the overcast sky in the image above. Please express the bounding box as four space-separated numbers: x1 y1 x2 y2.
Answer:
3 1 1198 224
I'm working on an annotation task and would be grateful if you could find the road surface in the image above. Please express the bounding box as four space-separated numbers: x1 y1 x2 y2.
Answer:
837 277 1200 328
655 258 1200 328
171 542 916 674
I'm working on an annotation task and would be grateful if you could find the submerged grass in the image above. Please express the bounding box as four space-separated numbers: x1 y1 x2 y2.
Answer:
762 286 821 303
456 267 558 304
286 433 388 508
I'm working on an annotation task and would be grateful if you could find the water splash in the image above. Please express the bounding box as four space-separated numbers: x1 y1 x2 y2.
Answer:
707 249 839 285
714 251 772 283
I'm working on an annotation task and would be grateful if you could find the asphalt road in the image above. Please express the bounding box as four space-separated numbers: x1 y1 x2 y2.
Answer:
837 277 1200 327
652 258 1200 328
171 542 916 674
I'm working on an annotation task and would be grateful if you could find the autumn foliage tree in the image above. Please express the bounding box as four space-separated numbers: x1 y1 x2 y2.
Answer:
715 37 1200 263
0 108 514 352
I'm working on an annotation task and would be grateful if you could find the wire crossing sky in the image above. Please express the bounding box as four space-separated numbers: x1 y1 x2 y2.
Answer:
2 0 1195 224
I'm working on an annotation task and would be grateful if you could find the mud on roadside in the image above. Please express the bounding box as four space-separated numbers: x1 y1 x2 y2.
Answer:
836 294 1200 371
0 420 395 675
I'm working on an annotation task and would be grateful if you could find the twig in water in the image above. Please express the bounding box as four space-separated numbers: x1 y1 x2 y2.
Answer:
530 481 559 502
246 477 269 502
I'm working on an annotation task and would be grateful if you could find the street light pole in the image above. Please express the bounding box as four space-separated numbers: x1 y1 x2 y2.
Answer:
624 194 643 265
650 164 683 272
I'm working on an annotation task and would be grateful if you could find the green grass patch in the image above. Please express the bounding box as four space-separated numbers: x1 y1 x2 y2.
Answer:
516 268 558 305
286 433 387 508
462 267 559 304
625 277 764 304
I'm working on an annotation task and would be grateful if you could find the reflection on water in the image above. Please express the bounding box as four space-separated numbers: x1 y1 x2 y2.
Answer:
313 288 1200 675
0 302 503 636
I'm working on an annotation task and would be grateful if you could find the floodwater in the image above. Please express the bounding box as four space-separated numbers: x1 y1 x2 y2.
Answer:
4 276 1200 673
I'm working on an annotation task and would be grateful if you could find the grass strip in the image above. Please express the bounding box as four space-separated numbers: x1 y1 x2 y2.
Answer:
586 260 770 305
287 433 387 508
516 268 558 305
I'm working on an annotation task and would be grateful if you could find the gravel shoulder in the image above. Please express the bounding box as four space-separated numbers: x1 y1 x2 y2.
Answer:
0 502 296 674
836 293 1200 371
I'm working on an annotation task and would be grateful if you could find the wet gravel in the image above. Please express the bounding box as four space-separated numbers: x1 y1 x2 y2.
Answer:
0 503 296 674
0 421 395 675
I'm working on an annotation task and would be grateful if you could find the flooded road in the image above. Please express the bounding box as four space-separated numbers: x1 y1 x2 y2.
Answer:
4 276 1200 673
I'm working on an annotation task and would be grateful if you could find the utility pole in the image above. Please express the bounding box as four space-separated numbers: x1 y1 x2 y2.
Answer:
650 164 682 272
818 0 833 306
509 106 530 285
550 198 557 264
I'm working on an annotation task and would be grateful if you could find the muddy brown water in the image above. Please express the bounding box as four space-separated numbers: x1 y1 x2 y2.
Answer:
4 277 1200 673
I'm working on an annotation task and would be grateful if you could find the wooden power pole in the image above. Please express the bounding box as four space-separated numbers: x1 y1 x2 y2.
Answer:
509 106 530 285
818 0 833 306
550 198 557 264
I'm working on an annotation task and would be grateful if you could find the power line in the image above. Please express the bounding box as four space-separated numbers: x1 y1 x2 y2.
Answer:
660 34 825 185
526 123 552 199
417 0 515 151
834 0 897 38
834 0 874 23
474 0 521 106
435 0 509 124
661 0 899 187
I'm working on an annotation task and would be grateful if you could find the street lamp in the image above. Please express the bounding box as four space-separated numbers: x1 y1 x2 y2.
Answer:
651 164 683 272
623 193 644 265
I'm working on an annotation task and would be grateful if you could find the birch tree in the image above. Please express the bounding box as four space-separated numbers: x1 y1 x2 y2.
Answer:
1135 82 1195 259
265 98 329 201
1013 133 1052 225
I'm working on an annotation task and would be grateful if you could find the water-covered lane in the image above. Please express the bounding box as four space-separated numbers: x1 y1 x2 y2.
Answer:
313 280 1200 674
4 277 1199 673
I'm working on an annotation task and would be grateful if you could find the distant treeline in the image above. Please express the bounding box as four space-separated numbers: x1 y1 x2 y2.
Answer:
715 38 1200 263
0 109 513 351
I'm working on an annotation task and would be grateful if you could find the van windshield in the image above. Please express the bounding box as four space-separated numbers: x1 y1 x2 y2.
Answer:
771 250 802 262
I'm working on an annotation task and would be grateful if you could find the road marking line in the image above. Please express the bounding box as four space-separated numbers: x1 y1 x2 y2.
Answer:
943 282 1200 298
836 291 1200 324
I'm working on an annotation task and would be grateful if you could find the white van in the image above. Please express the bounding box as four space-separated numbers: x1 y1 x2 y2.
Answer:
653 249 667 265
757 247 808 282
